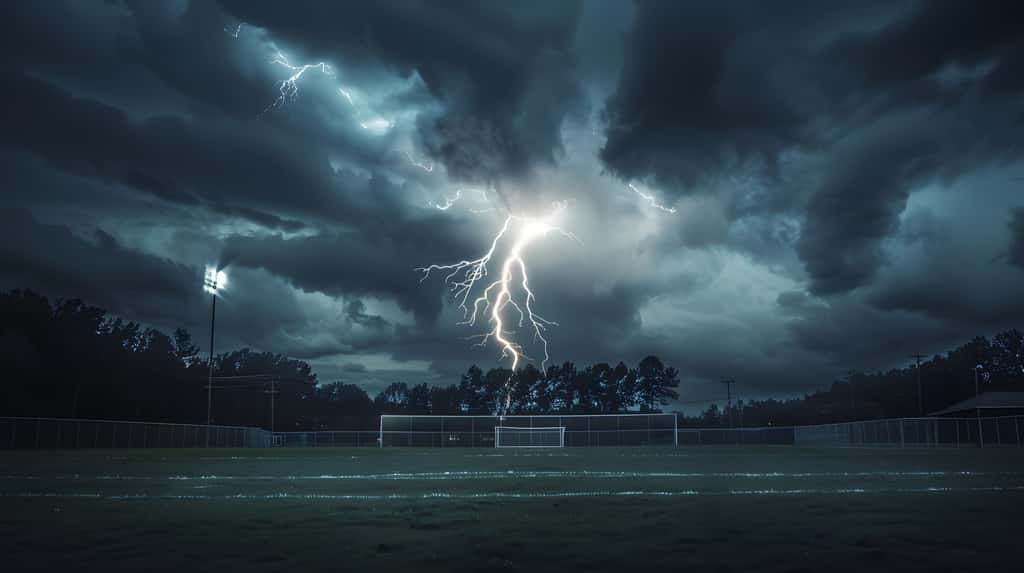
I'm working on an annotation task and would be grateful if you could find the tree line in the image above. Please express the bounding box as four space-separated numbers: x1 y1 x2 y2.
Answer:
682 332 1024 428
0 289 678 430
1 288 1021 431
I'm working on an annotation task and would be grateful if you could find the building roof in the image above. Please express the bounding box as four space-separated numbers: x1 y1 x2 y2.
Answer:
929 392 1024 416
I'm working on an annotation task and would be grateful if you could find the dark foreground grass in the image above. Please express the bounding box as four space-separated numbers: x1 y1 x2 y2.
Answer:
2 446 1023 572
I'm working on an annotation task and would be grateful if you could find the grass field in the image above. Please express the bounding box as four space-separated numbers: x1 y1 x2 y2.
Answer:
2 446 1024 571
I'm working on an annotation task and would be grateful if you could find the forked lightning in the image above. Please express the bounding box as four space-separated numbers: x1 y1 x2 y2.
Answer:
417 203 579 414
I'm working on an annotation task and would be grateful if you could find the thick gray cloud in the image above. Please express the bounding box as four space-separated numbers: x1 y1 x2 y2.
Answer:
2 0 1023 406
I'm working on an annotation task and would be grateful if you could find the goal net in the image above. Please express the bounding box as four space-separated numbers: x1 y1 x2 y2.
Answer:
494 426 565 448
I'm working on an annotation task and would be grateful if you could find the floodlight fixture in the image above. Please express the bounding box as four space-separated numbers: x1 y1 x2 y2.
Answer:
203 266 227 295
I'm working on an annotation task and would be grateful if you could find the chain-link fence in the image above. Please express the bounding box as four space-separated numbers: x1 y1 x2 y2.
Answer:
271 431 379 447
0 417 271 449
4 415 1020 449
793 416 1024 447
677 426 795 445
379 414 678 447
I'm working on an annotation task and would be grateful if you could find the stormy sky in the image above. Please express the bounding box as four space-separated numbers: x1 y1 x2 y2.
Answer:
3 1 1023 410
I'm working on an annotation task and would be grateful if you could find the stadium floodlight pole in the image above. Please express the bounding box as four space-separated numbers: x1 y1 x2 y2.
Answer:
203 266 227 448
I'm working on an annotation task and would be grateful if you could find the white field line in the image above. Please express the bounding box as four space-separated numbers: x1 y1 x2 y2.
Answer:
0 470 1011 481
3 485 1024 501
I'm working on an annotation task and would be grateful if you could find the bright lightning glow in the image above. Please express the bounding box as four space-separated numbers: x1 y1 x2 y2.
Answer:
224 24 241 39
628 182 677 214
417 203 579 414
264 50 333 113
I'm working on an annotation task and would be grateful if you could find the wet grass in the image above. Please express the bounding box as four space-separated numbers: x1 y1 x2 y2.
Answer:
2 446 1023 571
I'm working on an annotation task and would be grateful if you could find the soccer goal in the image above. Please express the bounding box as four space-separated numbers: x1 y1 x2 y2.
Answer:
379 414 677 447
494 426 565 448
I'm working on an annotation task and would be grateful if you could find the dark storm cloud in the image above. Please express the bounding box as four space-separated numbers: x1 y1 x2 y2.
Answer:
796 1 1024 294
217 0 586 183
219 214 477 323
0 207 196 322
3 0 1024 405
599 1 837 190
603 0 1024 296
828 0 1024 95
0 69 413 231
1010 208 1024 271
124 0 275 118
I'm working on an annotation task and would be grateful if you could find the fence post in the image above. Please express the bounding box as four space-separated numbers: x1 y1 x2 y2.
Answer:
674 414 678 447
955 420 960 448
899 420 905 448
1016 416 1021 448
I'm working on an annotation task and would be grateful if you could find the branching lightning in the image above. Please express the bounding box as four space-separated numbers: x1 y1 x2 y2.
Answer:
264 50 333 113
417 203 579 415
224 24 242 39
628 182 677 214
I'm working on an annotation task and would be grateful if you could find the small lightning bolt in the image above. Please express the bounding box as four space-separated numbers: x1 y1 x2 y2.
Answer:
628 182 677 214
338 88 354 106
405 152 435 173
224 24 242 39
430 190 461 211
264 50 333 113
417 202 579 415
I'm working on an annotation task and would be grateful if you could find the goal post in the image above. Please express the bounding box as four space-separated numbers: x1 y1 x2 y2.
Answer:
494 426 565 448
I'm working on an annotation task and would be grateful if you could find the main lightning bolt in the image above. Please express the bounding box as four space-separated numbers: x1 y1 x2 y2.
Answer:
417 202 579 415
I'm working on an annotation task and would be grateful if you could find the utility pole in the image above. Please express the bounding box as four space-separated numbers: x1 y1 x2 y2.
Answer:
974 365 984 448
910 353 925 416
720 379 735 428
264 377 279 433
847 370 856 421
